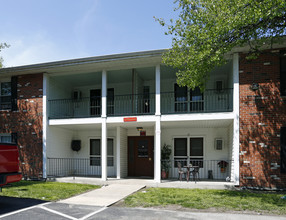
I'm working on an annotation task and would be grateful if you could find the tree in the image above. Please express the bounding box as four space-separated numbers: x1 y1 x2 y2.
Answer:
157 0 286 90
0 43 9 68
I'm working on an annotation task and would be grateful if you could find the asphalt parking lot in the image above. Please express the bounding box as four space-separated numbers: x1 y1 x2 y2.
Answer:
1 196 286 220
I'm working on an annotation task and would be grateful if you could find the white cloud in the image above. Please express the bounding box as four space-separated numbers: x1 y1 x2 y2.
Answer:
1 32 73 67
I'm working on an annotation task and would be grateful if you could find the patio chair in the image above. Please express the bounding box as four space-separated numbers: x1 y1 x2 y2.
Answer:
190 166 200 183
177 162 187 181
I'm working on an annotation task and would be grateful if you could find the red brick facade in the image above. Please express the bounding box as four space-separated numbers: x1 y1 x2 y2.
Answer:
0 73 43 179
239 50 286 188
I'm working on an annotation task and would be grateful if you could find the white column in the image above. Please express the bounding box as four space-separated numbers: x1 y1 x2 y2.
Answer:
101 70 107 180
116 126 121 179
155 65 161 116
101 118 107 180
232 53 240 185
154 118 161 183
101 70 107 118
42 73 48 179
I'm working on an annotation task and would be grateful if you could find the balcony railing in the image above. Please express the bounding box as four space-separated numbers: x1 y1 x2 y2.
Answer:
49 93 155 119
161 88 233 114
48 89 233 119
47 157 101 177
163 159 233 181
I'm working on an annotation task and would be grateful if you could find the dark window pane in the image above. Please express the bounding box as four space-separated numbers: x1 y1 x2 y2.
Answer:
174 138 187 156
107 138 113 155
1 82 11 96
90 139 100 155
190 138 203 156
107 157 114 166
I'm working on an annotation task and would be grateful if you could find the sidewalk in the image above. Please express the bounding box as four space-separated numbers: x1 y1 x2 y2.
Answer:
59 183 145 207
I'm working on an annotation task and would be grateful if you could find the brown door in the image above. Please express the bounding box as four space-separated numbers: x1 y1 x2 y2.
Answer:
128 136 154 177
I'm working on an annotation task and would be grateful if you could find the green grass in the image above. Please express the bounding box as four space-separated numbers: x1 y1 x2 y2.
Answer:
1 180 100 201
124 188 286 215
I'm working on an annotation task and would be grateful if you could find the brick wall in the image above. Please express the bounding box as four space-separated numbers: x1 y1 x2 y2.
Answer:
239 50 286 188
0 73 43 179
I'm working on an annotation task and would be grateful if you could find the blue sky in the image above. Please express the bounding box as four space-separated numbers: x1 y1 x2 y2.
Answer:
0 0 176 67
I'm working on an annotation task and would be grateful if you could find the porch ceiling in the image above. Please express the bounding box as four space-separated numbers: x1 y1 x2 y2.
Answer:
161 119 233 128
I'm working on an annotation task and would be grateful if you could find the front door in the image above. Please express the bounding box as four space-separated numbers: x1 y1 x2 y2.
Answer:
128 136 154 177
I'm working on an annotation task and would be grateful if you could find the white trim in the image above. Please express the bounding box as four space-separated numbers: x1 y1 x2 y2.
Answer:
161 112 235 122
101 70 107 118
42 73 48 178
155 64 161 116
116 126 121 179
154 117 161 183
49 118 103 125
232 53 240 185
101 118 107 180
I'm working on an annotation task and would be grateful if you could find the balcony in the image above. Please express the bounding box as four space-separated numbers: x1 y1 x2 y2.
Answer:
48 89 233 119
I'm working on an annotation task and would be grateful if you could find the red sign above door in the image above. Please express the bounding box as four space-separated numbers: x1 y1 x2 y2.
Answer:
123 117 137 122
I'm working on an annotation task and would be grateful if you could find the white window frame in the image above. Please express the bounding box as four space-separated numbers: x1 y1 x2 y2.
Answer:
89 137 115 167
173 136 205 167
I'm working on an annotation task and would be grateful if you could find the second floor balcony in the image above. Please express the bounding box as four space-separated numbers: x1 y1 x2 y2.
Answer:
48 88 233 119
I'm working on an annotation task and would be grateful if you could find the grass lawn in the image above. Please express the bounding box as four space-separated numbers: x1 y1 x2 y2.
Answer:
124 188 286 215
1 180 100 201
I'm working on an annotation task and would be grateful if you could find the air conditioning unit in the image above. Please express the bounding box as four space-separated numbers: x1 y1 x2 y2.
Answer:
73 90 82 100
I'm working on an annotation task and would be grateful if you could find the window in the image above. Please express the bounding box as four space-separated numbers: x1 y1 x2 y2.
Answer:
0 82 11 110
174 84 204 112
174 138 187 167
281 51 286 96
174 137 204 167
190 87 204 112
90 138 114 167
90 139 101 166
215 138 223 150
0 134 12 143
90 89 101 116
174 84 188 112
107 138 114 166
107 88 114 115
281 127 286 173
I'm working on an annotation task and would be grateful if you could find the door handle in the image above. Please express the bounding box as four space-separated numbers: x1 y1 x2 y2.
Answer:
149 158 152 161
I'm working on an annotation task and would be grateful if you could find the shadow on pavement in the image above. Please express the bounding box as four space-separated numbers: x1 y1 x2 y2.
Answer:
0 196 46 215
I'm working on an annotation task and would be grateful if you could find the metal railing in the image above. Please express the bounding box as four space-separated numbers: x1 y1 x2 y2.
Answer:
48 93 155 119
47 157 101 177
162 159 233 181
48 89 233 119
161 88 233 114
108 93 155 116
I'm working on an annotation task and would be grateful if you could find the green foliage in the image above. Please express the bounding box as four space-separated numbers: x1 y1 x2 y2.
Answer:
157 0 286 90
0 43 9 68
161 144 172 170
125 188 286 215
1 180 99 201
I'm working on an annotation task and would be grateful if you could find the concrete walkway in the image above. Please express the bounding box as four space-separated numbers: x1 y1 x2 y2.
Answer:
59 183 145 207
53 177 236 190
